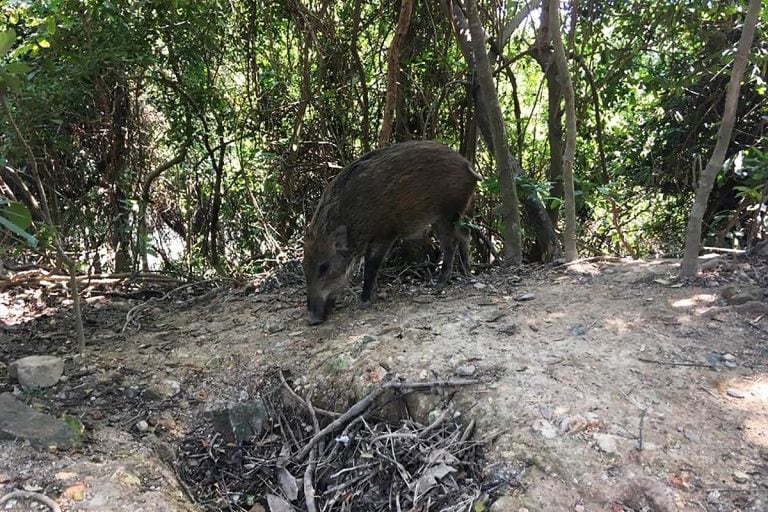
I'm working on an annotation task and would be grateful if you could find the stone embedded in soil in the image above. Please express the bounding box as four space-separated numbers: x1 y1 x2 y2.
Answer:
532 419 558 439
593 433 620 454
721 284 764 305
142 379 181 401
8 355 64 388
208 399 268 444
732 470 750 483
0 393 80 449
726 388 747 398
454 364 477 377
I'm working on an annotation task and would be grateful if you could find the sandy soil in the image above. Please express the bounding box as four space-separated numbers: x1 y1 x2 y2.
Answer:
1 256 767 511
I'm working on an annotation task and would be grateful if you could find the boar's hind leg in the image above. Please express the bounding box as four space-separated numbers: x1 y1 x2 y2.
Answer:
361 241 392 304
435 219 461 286
457 223 472 276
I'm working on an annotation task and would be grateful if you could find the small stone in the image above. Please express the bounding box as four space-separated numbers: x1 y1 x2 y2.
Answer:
707 490 720 503
8 355 64 388
593 433 619 454
62 482 86 501
558 415 588 434
515 292 535 301
143 379 181 400
532 419 558 439
135 420 149 432
722 353 736 361
55 471 79 481
684 430 701 443
726 388 747 398
574 505 586 512
474 282 487 290
489 495 517 511
732 470 750 483
111 468 142 488
454 364 477 377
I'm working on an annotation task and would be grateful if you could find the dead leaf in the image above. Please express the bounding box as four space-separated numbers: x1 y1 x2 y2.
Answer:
411 463 456 494
266 494 294 512
277 467 299 501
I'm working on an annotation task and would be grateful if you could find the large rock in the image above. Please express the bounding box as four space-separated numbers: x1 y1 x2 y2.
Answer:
8 355 64 388
0 393 80 449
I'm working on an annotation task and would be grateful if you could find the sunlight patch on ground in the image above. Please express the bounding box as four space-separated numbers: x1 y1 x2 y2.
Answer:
670 293 718 309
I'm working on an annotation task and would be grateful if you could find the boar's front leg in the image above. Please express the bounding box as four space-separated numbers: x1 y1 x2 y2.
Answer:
435 219 461 286
361 241 392 304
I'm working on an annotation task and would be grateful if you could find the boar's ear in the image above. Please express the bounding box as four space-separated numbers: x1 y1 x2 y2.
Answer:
333 225 349 252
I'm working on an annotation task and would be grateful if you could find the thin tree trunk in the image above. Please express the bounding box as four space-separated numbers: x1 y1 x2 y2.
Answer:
679 0 760 277
2 94 86 352
138 140 189 271
465 0 522 264
449 0 558 262
549 0 577 261
379 0 414 146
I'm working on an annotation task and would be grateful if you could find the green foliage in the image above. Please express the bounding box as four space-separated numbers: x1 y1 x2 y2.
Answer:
0 0 765 272
0 196 37 248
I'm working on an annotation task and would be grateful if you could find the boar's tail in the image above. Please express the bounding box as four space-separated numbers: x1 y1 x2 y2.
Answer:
466 162 482 182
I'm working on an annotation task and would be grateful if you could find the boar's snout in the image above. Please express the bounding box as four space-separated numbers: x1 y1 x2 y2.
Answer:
307 293 335 325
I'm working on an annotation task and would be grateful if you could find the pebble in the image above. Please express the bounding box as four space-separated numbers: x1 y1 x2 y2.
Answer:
732 470 750 483
136 420 149 432
454 364 477 377
593 433 619 454
726 388 747 398
532 419 558 439
473 282 487 290
515 292 535 301
707 490 720 503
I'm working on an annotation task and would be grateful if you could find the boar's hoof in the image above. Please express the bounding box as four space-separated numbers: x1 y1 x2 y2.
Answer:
308 314 326 326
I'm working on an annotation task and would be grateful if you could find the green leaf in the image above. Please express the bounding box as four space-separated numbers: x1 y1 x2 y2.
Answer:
3 201 33 230
38 38 51 49
62 414 85 437
46 16 57 35
5 62 32 74
0 30 15 57
0 215 38 248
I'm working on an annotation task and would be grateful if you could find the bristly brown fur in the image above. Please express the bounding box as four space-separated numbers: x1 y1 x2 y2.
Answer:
303 140 479 324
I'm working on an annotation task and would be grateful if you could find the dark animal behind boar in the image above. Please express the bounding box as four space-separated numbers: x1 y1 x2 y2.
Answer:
303 140 479 325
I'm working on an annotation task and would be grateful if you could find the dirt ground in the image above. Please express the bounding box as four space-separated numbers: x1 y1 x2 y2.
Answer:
1 255 767 511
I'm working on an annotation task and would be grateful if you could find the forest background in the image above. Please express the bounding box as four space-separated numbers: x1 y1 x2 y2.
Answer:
1 0 766 280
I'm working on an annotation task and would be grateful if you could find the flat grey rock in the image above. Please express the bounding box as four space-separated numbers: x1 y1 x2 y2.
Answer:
8 355 64 388
0 393 79 449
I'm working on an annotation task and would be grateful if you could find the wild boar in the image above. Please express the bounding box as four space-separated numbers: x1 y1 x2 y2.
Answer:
303 140 479 325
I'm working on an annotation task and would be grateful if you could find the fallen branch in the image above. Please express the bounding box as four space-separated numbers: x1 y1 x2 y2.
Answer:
637 357 713 368
293 377 483 462
0 491 62 512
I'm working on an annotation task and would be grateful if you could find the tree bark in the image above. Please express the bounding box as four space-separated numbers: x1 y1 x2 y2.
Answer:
549 0 578 261
449 0 558 261
679 0 760 277
464 0 522 264
379 0 414 146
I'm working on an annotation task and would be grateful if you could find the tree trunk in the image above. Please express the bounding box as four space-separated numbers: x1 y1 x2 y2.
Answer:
379 0 414 146
138 141 189 271
530 0 564 225
465 0 522 265
679 0 760 277
449 0 558 262
549 0 578 261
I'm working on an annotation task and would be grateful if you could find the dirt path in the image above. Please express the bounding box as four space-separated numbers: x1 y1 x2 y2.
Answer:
1 258 767 511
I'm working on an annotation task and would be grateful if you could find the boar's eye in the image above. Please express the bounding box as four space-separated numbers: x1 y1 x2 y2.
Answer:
318 262 330 277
